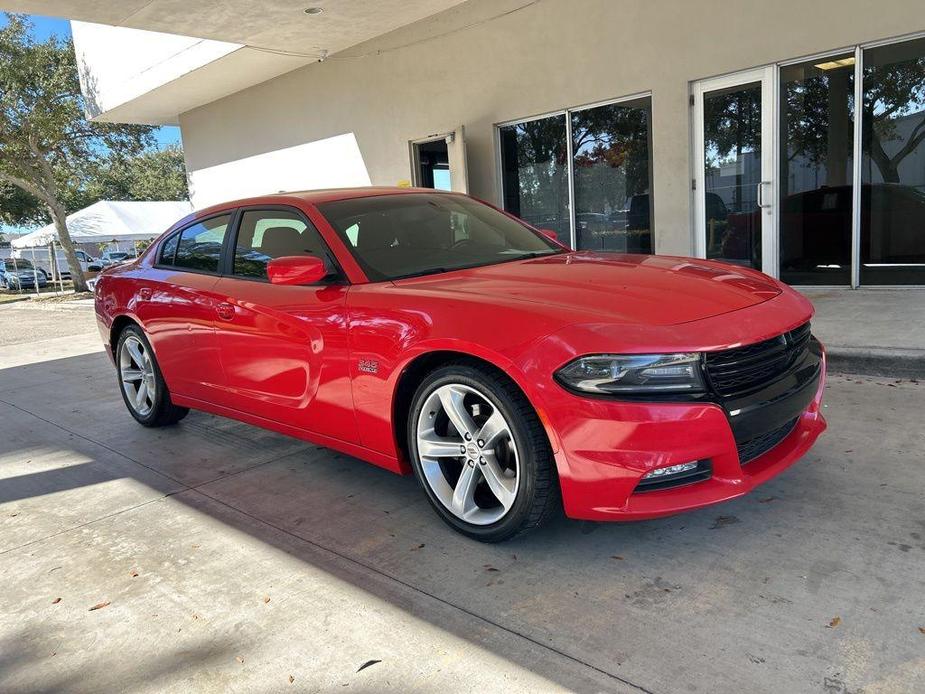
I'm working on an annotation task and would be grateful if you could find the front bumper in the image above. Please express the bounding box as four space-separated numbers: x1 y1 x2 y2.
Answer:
543 343 827 521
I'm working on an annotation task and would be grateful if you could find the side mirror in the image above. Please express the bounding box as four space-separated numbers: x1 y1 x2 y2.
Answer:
539 229 558 241
267 255 329 285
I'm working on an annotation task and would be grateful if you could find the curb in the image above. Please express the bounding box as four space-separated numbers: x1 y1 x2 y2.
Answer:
826 346 925 380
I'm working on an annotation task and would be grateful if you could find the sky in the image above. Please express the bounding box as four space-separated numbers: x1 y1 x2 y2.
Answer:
1 13 183 235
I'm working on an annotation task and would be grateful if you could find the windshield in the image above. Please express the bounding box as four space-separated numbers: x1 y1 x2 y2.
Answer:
317 193 562 281
3 259 33 270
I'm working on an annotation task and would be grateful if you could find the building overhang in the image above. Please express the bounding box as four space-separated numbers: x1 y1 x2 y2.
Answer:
3 0 471 124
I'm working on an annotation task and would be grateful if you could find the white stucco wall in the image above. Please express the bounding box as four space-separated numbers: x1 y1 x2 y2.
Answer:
177 0 925 254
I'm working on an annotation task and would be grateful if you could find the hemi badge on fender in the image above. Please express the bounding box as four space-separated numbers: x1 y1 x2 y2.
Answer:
358 359 379 374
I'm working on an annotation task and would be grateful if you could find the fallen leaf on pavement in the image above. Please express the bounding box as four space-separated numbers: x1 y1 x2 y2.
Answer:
611 555 624 560
289 675 294 684
235 656 245 664
759 497 777 504
89 601 111 611
263 596 271 604
918 627 925 635
827 616 841 628
357 659 381 673
410 544 425 551
130 570 139 578
51 597 61 604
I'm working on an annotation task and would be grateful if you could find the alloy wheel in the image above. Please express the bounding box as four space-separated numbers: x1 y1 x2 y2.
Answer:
415 383 520 525
119 335 156 417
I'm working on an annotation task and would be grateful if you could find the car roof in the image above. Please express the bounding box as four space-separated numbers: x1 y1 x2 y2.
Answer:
191 186 457 220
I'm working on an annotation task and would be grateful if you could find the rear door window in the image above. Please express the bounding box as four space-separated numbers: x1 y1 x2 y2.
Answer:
174 215 231 273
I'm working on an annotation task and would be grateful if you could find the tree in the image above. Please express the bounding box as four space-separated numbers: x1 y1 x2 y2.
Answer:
862 53 925 183
0 14 157 291
85 146 189 202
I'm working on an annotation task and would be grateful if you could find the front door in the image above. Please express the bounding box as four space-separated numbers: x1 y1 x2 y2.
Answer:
210 207 356 442
693 67 776 274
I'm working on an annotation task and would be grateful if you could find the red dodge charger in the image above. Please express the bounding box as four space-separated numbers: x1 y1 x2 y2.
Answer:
95 188 827 542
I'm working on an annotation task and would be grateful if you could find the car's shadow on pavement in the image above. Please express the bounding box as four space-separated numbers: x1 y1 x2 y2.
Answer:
2 350 924 692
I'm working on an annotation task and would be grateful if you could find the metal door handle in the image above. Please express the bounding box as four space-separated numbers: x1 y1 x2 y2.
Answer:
757 181 772 209
216 302 234 321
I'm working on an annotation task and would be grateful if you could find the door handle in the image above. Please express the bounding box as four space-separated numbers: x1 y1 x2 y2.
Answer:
757 181 772 209
216 302 235 321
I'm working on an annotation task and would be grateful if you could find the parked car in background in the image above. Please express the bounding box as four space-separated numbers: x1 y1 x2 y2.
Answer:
0 258 49 290
96 188 826 542
100 251 137 268
11 247 99 281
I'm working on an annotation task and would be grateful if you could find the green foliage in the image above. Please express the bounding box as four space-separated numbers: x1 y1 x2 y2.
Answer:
0 14 155 199
85 146 189 202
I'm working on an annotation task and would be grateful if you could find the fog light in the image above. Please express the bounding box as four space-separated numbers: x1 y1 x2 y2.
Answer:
642 461 700 479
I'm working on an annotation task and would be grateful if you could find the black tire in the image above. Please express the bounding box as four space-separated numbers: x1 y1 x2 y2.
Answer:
115 324 189 427
408 361 560 542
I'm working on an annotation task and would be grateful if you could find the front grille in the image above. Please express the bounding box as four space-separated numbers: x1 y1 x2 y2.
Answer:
737 417 798 464
705 322 812 397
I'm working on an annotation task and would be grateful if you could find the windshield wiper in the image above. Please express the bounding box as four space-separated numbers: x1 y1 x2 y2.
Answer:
394 267 450 280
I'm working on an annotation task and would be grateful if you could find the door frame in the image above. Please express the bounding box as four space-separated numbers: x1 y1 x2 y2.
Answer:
692 66 778 277
409 127 469 193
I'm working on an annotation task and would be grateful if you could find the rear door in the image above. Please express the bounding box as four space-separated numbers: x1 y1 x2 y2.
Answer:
210 207 356 441
135 213 232 402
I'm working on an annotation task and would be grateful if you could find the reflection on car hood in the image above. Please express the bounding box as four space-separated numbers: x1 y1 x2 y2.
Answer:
393 252 782 326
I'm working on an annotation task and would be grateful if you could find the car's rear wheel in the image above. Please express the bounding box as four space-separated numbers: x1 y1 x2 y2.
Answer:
116 324 189 427
408 362 559 542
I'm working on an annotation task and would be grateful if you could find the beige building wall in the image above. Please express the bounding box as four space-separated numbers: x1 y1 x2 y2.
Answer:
179 0 925 255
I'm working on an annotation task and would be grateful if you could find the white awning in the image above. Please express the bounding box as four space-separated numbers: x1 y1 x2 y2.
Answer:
11 200 193 248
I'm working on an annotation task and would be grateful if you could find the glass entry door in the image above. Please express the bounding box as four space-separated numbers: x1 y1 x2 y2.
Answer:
693 67 775 273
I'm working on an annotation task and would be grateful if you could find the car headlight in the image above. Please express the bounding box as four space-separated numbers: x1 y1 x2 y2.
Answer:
555 353 705 394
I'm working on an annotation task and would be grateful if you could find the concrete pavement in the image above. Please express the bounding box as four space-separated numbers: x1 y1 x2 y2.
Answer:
1 304 924 693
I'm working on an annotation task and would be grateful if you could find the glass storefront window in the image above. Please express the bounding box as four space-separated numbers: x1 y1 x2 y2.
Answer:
861 37 925 284
702 82 763 269
499 115 571 245
499 97 655 252
571 97 653 253
779 55 855 285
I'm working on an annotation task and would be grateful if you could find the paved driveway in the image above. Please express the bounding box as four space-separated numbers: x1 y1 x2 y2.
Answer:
0 304 923 693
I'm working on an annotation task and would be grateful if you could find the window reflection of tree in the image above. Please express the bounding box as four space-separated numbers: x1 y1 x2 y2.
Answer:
571 101 652 252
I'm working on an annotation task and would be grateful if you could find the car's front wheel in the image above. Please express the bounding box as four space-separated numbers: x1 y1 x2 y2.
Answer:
408 362 559 542
116 325 189 427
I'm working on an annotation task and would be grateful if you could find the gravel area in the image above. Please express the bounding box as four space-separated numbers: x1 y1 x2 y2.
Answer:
0 304 97 347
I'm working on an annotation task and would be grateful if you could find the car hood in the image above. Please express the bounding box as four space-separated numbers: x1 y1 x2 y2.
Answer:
393 252 782 326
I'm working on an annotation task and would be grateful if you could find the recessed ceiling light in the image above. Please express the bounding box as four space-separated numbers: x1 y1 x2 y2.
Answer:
304 7 324 15
814 57 855 71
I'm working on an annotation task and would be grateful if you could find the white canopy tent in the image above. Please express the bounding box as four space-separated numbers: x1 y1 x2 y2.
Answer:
11 200 193 249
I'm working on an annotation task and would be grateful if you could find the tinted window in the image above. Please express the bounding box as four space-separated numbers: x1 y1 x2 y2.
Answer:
159 233 179 265
572 96 654 253
779 56 855 284
317 193 561 281
499 115 571 246
174 215 231 273
233 209 332 280
861 37 925 284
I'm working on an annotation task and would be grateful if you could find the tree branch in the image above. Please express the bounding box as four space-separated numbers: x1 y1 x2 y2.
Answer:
0 170 53 205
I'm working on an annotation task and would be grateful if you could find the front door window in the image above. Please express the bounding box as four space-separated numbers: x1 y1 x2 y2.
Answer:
702 81 764 269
